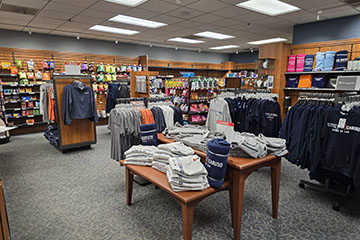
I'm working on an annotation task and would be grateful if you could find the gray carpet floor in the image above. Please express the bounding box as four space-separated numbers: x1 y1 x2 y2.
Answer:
0 125 359 240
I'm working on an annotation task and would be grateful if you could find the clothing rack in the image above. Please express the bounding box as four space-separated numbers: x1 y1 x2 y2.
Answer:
116 96 171 107
52 75 97 152
292 94 357 211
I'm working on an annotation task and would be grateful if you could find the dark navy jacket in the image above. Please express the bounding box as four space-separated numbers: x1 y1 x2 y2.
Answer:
62 81 98 125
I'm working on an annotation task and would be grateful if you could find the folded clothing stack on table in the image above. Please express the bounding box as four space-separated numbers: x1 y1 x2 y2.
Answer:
124 145 158 166
166 155 209 192
152 142 194 173
164 123 288 158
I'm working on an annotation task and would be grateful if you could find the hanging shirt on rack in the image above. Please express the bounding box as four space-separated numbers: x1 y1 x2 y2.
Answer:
206 98 232 131
139 108 155 125
62 81 98 125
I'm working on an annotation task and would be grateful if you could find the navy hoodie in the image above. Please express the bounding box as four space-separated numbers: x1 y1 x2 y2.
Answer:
62 81 98 125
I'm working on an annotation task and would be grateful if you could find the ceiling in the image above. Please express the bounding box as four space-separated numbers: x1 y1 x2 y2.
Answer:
0 0 359 53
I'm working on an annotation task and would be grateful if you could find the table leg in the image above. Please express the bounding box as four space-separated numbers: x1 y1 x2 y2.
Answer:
126 167 134 206
229 190 234 228
232 171 246 240
271 158 281 219
181 204 194 240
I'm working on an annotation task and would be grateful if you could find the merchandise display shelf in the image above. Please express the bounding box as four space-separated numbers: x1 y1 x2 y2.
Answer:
7 114 42 119
149 66 229 71
4 100 38 104
285 71 360 75
0 74 17 77
188 111 208 115
2 84 42 87
284 88 360 92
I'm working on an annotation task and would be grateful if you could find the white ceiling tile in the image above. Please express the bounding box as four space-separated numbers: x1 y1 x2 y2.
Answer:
138 0 180 13
37 10 79 20
291 0 343 10
41 2 85 14
171 20 204 28
149 15 183 25
158 25 187 32
211 6 250 17
76 9 117 21
166 7 204 20
160 0 200 6
212 18 242 27
49 30 79 37
122 8 160 19
320 6 360 19
192 24 226 31
190 14 225 23
88 1 131 14
278 10 317 23
234 11 269 22
28 17 65 28
2 0 48 9
0 12 34 21
0 23 24 31
70 15 104 25
186 0 229 13
51 0 98 8
100 22 147 32
56 22 94 32
0 17 31 25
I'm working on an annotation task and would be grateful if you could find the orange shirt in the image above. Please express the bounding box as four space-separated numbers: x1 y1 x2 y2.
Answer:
140 109 154 124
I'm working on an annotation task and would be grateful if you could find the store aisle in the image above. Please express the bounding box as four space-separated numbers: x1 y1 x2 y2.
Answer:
0 126 359 240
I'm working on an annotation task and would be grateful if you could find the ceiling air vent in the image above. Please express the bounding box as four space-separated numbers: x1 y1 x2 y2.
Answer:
0 4 39 16
340 0 360 7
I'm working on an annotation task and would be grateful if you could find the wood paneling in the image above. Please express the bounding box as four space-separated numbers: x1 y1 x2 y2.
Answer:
138 55 148 71
234 63 256 70
54 77 96 147
353 43 360 59
130 71 158 98
292 48 318 55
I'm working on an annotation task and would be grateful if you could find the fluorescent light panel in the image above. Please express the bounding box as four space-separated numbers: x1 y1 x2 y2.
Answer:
89 25 139 35
247 37 287 45
194 31 235 40
168 37 204 44
109 14 167 28
104 0 147 7
236 0 300 16
210 45 239 50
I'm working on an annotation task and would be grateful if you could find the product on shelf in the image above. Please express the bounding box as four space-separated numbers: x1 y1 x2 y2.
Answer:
1 62 10 70
10 65 18 75
97 63 105 73
48 60 55 70
35 71 42 80
15 59 22 68
42 60 49 70
81 62 88 72
18 71 26 79
88 62 95 72
27 72 34 80
27 59 35 72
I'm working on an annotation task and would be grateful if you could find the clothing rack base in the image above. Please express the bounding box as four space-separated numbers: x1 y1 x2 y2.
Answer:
299 178 353 211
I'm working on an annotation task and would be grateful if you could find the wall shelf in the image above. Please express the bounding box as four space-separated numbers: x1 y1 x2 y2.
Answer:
285 71 360 75
284 87 360 92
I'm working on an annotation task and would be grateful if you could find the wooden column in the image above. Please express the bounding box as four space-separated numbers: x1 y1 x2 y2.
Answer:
259 43 291 119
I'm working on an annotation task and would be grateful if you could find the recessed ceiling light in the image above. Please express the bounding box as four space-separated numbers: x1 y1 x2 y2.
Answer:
104 0 147 7
109 14 167 28
209 45 239 50
236 0 300 16
89 25 139 35
194 31 235 40
168 37 204 44
247 37 287 45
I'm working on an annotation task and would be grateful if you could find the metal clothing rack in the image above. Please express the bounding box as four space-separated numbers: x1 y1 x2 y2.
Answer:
116 96 171 107
296 93 358 211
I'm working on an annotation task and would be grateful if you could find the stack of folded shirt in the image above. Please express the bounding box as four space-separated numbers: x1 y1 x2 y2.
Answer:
152 142 195 173
258 134 288 157
230 132 267 159
166 155 209 192
124 145 158 166
152 149 175 173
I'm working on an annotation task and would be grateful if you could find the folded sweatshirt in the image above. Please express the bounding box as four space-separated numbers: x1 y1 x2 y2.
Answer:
158 142 194 156
168 155 207 176
125 145 158 156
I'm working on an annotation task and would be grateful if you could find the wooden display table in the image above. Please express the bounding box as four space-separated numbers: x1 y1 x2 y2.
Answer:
157 133 281 240
120 161 231 240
